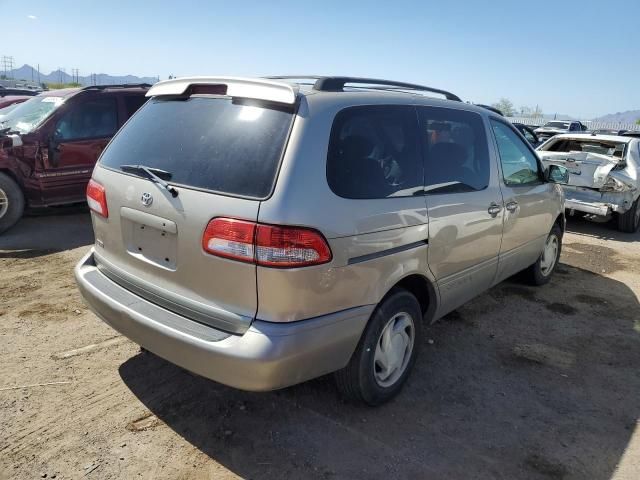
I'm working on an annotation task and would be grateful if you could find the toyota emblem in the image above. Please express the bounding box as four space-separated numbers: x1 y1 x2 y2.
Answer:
141 192 153 207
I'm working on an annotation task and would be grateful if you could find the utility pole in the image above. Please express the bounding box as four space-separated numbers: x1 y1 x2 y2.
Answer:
72 68 79 84
1 56 14 79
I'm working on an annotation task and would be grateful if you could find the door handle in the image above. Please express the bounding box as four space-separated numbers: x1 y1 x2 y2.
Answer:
506 201 519 212
488 203 503 216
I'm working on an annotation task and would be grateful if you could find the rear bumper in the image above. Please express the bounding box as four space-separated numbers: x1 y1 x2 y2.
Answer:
563 186 635 217
565 198 611 216
75 249 373 391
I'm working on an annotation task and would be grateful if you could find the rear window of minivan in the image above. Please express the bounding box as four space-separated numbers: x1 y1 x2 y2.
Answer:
100 96 294 199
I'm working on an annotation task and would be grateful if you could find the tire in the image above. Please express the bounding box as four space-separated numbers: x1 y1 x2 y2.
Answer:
524 224 562 286
334 289 422 406
0 172 25 234
617 197 640 233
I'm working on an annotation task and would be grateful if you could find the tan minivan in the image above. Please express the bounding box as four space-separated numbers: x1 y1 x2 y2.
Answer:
75 76 568 405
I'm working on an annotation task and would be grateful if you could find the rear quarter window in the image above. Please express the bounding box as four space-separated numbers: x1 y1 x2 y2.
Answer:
326 105 423 199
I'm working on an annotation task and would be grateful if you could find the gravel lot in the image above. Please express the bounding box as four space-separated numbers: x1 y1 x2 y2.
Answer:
1 210 639 480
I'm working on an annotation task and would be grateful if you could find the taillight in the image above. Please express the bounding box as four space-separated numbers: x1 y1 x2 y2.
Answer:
255 224 332 267
86 179 108 218
202 218 256 263
202 218 332 268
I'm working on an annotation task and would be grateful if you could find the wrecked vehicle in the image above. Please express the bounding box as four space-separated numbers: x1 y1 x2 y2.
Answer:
0 103 21 122
0 84 149 233
537 133 640 232
535 121 588 143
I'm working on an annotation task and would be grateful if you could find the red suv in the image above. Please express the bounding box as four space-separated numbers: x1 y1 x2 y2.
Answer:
0 84 149 233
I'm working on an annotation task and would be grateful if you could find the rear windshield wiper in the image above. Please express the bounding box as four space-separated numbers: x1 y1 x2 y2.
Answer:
120 164 179 198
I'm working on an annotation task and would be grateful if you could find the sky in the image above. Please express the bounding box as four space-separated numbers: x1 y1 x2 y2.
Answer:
3 0 639 118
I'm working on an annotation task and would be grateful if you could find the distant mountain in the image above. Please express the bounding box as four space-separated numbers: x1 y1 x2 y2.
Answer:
593 110 640 124
541 113 577 120
6 64 158 87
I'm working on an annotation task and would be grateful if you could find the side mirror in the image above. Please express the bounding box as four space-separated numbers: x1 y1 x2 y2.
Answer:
545 164 569 184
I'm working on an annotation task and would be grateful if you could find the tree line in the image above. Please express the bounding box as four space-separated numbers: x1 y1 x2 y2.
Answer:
491 98 543 117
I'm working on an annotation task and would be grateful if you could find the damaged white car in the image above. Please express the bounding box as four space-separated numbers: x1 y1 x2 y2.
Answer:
537 133 640 232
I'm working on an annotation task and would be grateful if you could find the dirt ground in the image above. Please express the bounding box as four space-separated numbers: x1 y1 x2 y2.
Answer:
1 209 639 480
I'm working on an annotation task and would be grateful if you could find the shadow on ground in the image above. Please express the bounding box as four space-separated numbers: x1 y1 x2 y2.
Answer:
565 214 640 242
0 207 93 253
119 263 640 479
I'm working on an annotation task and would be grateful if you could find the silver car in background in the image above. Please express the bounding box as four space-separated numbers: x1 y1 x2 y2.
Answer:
75 76 566 405
537 133 640 232
534 120 589 143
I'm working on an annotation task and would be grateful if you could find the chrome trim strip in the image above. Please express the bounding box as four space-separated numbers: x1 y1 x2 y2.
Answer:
347 240 428 265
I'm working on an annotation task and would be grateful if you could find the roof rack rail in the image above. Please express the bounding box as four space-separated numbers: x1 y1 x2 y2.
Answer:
81 83 152 91
475 104 504 116
266 76 461 101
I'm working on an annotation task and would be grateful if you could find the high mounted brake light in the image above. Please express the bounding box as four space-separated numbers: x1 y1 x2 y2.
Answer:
202 218 332 267
188 84 228 96
86 179 108 218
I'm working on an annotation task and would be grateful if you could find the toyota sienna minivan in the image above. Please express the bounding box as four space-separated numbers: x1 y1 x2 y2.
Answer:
75 76 567 405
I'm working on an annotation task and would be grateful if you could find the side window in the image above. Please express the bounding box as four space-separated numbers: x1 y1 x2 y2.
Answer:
54 97 118 141
569 122 579 131
417 107 490 194
124 95 148 118
327 105 422 199
490 119 542 186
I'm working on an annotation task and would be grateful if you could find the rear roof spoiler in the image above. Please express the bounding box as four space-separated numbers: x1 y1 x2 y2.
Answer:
146 76 298 104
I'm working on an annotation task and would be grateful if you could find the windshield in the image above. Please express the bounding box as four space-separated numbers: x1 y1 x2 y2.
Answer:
0 95 65 134
0 103 19 120
543 121 570 129
544 138 627 157
100 96 294 199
